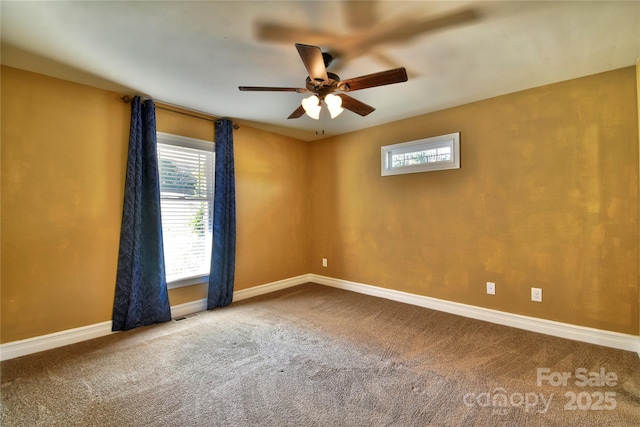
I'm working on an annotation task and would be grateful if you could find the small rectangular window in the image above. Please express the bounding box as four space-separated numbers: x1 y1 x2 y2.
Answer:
157 132 215 288
381 132 460 176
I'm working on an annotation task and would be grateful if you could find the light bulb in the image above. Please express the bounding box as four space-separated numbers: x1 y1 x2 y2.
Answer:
325 93 344 118
301 95 321 120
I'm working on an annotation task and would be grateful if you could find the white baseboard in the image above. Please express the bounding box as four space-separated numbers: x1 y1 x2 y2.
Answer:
0 321 114 362
171 299 208 318
2 274 638 361
233 274 312 302
310 274 640 357
171 274 311 318
0 274 309 361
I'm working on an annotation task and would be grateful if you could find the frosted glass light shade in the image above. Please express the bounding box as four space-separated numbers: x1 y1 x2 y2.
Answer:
325 93 344 118
301 95 321 120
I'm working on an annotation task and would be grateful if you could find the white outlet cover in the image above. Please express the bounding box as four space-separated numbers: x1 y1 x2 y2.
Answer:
486 282 496 295
531 287 543 302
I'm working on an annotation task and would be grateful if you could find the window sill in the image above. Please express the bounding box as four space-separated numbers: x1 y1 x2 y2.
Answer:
167 275 209 290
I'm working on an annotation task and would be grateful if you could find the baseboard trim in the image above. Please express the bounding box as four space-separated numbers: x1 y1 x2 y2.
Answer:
0 321 114 362
170 299 208 318
0 275 310 361
3 274 638 361
233 274 312 302
171 274 312 318
310 274 640 357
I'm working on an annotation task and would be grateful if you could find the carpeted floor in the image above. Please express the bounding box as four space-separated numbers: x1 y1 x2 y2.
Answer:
1 283 639 426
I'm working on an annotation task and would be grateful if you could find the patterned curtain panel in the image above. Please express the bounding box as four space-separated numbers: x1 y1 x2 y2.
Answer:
207 119 236 309
112 97 171 331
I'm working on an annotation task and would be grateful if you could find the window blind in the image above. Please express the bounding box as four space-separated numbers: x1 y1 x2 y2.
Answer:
157 138 215 283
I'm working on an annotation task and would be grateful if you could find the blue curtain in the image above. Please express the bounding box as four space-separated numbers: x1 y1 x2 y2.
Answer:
207 119 236 309
112 97 171 331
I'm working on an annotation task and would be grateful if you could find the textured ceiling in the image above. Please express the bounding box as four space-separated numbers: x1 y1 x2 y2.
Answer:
2 1 639 141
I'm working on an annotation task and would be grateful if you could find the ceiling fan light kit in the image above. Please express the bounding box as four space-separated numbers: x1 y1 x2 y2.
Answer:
239 43 408 121
301 95 321 119
301 93 344 120
324 94 344 118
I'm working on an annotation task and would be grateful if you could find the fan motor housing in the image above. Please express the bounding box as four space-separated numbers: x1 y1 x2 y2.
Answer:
306 72 344 97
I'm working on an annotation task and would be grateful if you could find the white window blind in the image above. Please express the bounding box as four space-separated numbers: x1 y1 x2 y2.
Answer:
391 145 452 167
381 132 460 176
157 132 215 287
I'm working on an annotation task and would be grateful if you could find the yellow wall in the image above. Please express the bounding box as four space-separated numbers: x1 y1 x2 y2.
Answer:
2 64 638 343
309 66 639 335
1 66 310 342
637 59 640 335
233 125 311 289
1 66 129 342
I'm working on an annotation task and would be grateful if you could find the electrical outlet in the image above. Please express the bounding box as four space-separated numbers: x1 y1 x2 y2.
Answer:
486 282 496 295
531 287 543 302
322 258 328 267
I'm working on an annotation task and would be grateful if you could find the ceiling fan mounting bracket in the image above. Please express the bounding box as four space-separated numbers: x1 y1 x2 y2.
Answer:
322 52 334 68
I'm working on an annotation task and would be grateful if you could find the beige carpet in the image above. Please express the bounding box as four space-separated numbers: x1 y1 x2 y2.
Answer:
2 283 639 426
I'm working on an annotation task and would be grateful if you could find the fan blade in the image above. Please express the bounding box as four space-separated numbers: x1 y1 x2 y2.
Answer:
336 94 375 116
363 8 479 47
338 68 408 92
343 1 378 30
369 50 419 77
239 86 308 93
255 22 338 46
296 43 329 84
287 104 306 119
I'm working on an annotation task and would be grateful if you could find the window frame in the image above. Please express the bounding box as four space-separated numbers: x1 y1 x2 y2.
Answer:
381 132 460 176
156 131 215 289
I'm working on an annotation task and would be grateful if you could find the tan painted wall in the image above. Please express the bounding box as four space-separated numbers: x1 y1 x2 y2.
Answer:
232 125 311 290
637 59 640 335
1 66 310 342
309 67 639 335
1 66 129 342
2 64 638 343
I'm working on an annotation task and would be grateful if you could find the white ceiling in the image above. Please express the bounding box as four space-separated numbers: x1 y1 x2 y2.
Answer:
2 1 639 141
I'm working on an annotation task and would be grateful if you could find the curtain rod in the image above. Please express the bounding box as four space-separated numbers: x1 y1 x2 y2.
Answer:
120 95 239 129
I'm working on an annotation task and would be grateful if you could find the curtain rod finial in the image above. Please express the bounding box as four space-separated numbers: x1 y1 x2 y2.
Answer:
215 118 240 130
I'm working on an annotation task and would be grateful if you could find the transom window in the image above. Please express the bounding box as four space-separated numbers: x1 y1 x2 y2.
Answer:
381 132 460 176
157 132 215 288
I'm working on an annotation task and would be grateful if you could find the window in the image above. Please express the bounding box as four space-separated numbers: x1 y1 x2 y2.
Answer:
381 132 460 176
157 132 215 288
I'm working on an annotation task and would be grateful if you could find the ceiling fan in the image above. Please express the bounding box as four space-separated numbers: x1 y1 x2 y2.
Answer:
239 43 408 120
